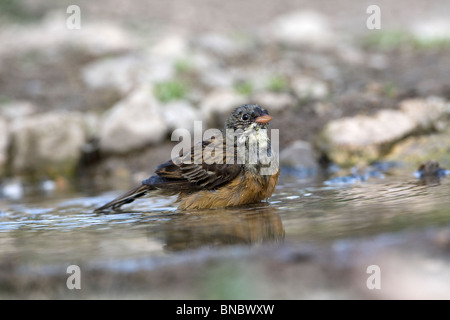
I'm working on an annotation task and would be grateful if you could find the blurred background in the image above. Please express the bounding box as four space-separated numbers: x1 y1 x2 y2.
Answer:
1 0 450 192
2 0 450 299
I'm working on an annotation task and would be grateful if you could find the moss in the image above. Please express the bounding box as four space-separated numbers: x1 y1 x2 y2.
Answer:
362 30 414 50
174 59 194 74
265 75 288 93
233 81 253 96
153 80 188 103
361 30 450 51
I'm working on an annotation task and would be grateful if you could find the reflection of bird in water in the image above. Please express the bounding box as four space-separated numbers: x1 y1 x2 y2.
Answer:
152 205 284 252
95 104 279 212
415 160 449 186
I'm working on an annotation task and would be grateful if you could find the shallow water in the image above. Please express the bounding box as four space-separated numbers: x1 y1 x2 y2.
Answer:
1 168 450 298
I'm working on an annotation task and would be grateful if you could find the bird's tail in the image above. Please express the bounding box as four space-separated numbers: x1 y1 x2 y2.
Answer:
94 184 151 212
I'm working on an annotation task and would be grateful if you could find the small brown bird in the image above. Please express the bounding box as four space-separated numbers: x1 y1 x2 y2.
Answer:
95 104 280 212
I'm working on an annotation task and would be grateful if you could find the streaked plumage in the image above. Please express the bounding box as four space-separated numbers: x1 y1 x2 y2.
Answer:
95 104 279 212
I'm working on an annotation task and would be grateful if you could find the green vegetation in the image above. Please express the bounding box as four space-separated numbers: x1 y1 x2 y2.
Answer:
362 30 413 50
233 81 253 96
0 96 12 105
153 80 188 103
265 75 288 92
174 59 195 74
0 0 43 22
414 37 450 49
362 30 450 50
383 81 397 99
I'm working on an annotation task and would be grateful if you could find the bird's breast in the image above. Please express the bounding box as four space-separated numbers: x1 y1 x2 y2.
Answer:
177 169 279 210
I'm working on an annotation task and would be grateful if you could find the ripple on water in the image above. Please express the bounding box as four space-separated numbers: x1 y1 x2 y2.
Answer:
1 173 450 257
0 193 179 232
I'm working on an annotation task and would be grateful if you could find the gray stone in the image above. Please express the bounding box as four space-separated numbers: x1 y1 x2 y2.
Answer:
81 54 146 95
200 67 234 88
81 33 195 95
317 97 450 167
367 54 389 70
399 96 450 132
317 109 415 167
144 59 176 83
0 116 8 175
0 11 136 59
410 19 450 42
194 33 240 56
0 101 39 175
162 101 202 133
280 140 318 172
81 51 182 96
252 92 295 112
9 111 91 178
268 10 336 48
291 76 329 100
150 33 189 60
0 101 38 120
200 89 247 127
99 84 168 154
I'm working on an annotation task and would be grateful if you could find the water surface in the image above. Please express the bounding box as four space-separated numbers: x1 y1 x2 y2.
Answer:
1 168 450 298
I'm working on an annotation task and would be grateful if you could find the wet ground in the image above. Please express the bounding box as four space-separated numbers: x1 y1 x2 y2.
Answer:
2 166 450 299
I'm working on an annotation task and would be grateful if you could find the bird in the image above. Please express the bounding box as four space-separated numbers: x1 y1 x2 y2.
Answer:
94 104 280 212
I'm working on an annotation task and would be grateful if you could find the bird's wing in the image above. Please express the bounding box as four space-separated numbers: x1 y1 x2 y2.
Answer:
148 137 243 191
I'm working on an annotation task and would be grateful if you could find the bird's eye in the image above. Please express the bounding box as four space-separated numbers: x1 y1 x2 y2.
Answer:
241 114 249 121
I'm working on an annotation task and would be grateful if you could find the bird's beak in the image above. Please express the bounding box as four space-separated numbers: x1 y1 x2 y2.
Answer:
255 114 272 124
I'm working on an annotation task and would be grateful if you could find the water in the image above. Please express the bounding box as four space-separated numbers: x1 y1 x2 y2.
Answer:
1 168 450 298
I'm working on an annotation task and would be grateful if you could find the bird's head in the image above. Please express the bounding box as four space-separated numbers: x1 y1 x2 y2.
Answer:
225 104 272 131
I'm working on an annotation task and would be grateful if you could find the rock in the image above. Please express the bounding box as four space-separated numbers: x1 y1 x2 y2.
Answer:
0 101 38 120
268 10 336 48
367 53 389 70
291 76 329 100
410 19 450 42
399 96 450 132
99 84 168 154
0 116 8 175
162 101 202 133
317 97 450 167
145 59 176 83
385 128 450 170
9 111 93 179
200 89 247 127
81 54 147 95
335 45 365 65
280 140 318 177
81 35 194 95
0 100 39 175
150 33 189 60
317 109 414 167
193 33 240 57
0 11 136 59
200 67 234 89
252 92 295 111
